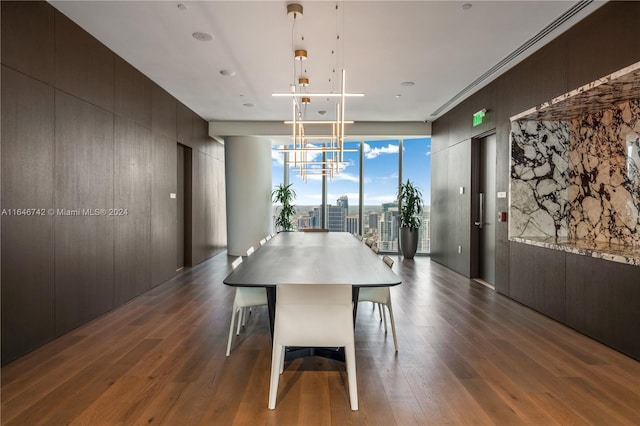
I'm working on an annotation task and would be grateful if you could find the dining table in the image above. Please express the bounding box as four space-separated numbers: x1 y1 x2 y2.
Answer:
223 231 402 360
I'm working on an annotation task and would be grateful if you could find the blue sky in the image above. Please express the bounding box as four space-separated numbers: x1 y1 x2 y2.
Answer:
272 137 431 207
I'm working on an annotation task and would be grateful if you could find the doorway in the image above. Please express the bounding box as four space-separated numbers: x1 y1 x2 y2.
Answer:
472 133 496 288
177 143 192 270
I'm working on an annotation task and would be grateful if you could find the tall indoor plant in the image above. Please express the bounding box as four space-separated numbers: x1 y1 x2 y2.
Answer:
272 183 297 232
397 179 424 259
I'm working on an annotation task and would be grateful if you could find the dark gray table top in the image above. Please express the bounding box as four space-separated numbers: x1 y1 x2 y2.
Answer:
223 232 401 287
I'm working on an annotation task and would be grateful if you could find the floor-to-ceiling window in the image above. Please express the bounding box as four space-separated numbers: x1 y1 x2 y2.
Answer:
402 137 431 253
273 137 431 253
288 144 323 230
326 141 360 233
362 140 400 251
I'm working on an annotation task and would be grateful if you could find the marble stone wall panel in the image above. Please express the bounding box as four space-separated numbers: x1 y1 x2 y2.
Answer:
568 99 640 246
510 120 570 238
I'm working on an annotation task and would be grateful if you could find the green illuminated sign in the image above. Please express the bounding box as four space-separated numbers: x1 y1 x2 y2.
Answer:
473 109 486 127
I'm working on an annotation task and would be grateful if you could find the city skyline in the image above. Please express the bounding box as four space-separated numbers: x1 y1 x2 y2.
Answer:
272 138 431 207
271 137 432 252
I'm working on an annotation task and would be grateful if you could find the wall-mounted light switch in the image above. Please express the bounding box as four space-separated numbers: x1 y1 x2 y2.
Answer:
458 245 462 253
459 186 465 194
170 193 177 199
497 191 507 198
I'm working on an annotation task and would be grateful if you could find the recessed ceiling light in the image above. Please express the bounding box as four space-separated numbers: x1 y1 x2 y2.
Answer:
243 103 255 108
318 110 327 115
219 69 236 77
462 3 472 10
177 4 188 11
400 81 415 87
395 94 402 98
192 32 214 42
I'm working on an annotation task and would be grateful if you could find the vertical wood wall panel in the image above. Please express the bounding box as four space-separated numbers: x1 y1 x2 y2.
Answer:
151 84 176 140
1 1 226 364
566 254 640 359
114 117 152 305
54 11 114 112
446 140 472 276
429 149 448 266
54 91 114 335
1 66 56 361
0 1 54 84
509 243 566 322
150 134 178 286
114 57 152 128
565 1 640 90
176 102 192 146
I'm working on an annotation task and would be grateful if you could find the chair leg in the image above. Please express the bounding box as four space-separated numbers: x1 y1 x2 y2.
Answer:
387 302 399 352
381 304 388 333
226 307 238 356
377 303 383 321
236 308 243 335
345 343 358 411
279 346 286 374
268 343 283 409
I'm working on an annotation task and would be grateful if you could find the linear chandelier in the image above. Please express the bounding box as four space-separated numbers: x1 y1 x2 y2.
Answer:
272 3 363 182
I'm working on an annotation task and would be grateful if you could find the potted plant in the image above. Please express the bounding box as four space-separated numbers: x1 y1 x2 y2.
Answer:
272 183 297 232
397 179 424 259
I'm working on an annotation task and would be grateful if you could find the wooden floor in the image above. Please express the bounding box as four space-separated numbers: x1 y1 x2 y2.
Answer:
1 253 639 425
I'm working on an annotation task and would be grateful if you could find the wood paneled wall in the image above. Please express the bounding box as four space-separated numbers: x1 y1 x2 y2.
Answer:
0 1 226 364
430 1 640 359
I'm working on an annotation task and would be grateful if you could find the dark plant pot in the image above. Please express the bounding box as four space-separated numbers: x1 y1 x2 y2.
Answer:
400 227 419 259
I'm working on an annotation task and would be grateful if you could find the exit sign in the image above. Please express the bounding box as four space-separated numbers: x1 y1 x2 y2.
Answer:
473 109 486 126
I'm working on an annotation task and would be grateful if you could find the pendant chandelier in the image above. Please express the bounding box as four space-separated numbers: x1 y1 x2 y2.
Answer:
272 3 363 182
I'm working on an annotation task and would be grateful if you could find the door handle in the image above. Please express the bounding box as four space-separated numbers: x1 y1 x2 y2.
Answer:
475 193 484 229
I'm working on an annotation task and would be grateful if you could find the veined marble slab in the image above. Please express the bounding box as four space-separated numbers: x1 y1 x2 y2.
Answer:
510 236 640 266
510 61 640 259
568 99 640 247
509 120 569 238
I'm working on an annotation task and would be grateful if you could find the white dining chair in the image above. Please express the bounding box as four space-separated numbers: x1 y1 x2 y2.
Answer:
266 234 272 241
260 238 267 246
358 255 398 352
226 254 268 357
268 284 358 411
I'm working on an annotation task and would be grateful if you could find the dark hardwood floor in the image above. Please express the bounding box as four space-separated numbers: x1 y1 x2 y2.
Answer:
1 253 638 425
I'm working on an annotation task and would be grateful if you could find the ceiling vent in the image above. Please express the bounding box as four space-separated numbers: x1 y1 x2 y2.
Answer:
430 0 594 117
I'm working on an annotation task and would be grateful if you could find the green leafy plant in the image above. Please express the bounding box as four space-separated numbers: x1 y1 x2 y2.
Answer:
397 179 424 230
272 183 297 231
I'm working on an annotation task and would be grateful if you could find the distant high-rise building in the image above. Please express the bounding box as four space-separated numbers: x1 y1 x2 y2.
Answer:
381 202 398 212
297 215 311 230
309 207 321 229
378 207 399 251
346 216 358 234
368 213 378 231
327 205 346 232
337 195 348 211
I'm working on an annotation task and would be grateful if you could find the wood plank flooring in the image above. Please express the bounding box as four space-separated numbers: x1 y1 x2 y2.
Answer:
1 253 639 425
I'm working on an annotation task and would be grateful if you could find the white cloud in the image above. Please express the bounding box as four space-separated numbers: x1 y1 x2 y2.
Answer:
330 172 359 183
272 146 285 166
363 142 399 159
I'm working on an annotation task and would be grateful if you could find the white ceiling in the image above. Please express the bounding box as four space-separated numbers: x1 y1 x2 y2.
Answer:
50 1 604 125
